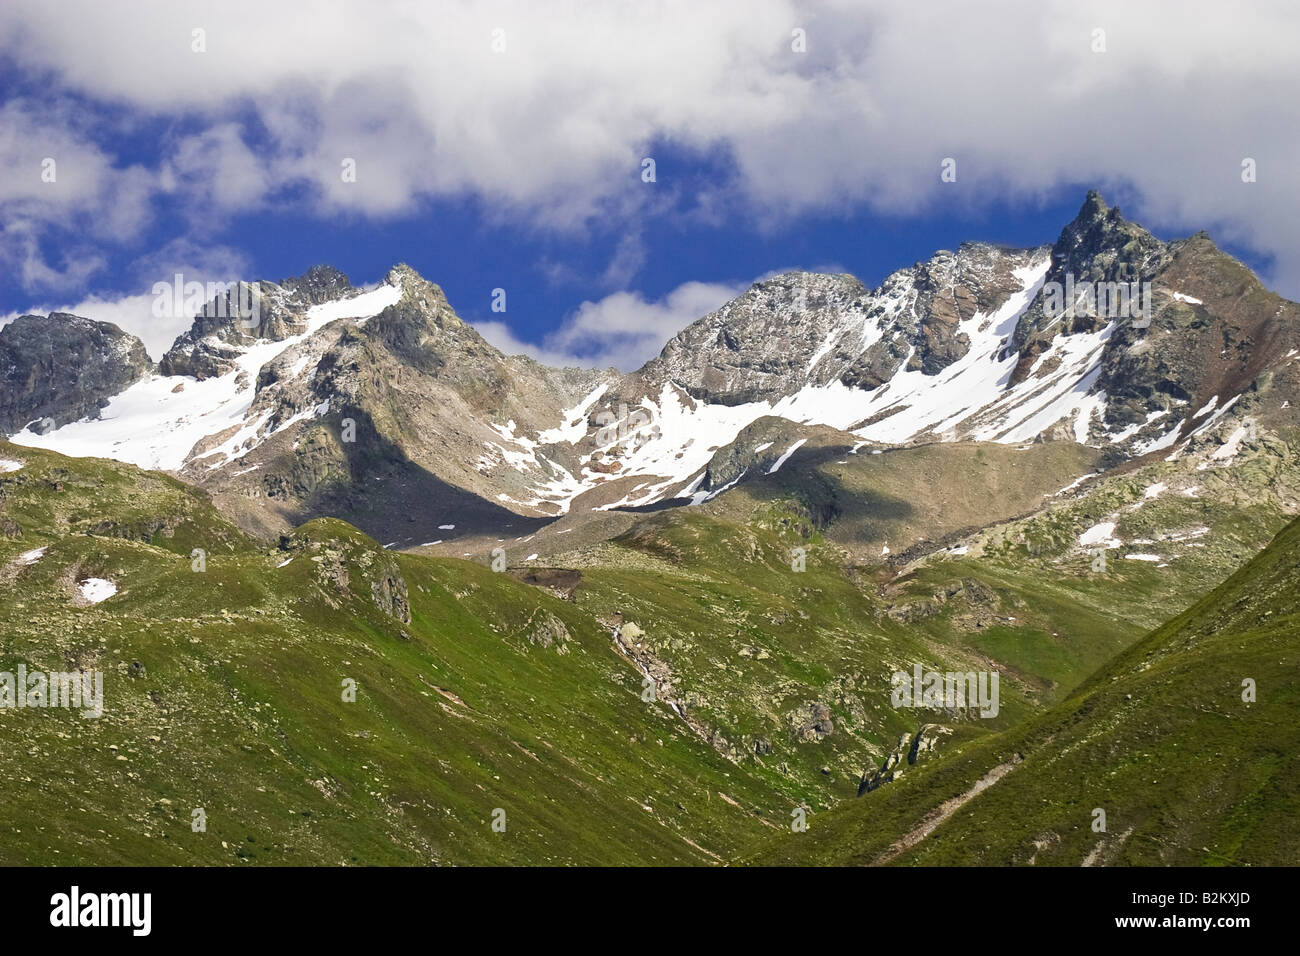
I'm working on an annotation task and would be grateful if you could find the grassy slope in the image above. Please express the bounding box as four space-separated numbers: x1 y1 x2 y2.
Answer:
0 444 782 865
751 515 1300 865
3 432 1296 866
559 432 1293 807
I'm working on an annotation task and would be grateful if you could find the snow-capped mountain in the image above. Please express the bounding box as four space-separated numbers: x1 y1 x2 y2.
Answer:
8 192 1300 544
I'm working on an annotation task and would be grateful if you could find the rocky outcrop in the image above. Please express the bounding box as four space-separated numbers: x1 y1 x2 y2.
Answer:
524 609 571 652
0 313 151 434
793 702 835 742
371 570 411 625
286 520 411 626
701 417 814 491
158 266 355 380
632 242 1037 408
883 578 997 624
858 724 952 795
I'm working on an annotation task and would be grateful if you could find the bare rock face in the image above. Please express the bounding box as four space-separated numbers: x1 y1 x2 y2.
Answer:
159 265 355 380
631 243 1037 408
371 570 411 625
1010 191 1171 386
279 264 353 306
858 725 952 795
793 702 835 742
634 272 873 406
0 313 152 435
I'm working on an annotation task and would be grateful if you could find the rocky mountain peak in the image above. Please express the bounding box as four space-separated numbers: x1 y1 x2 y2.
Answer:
631 270 871 405
365 263 484 363
280 265 352 305
160 266 376 380
0 312 152 434
1008 191 1172 379
1050 190 1164 275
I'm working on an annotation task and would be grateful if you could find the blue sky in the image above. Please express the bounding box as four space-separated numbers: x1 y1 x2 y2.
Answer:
2 1 1298 368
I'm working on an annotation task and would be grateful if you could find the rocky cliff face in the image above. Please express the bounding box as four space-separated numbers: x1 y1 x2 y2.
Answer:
0 313 151 434
159 265 355 380
630 241 1037 407
182 264 611 540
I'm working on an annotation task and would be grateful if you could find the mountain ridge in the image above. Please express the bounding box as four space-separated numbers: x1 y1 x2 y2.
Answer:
6 192 1299 554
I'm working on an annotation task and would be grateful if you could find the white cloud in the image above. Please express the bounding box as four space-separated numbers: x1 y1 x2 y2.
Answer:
0 98 155 294
161 123 272 214
1 0 1299 294
3 240 254 359
475 280 743 371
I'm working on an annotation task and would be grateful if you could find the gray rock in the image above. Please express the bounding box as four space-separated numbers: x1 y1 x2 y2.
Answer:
0 313 152 435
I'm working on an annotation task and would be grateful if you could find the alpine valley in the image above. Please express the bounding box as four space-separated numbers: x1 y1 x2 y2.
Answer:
2 192 1297 865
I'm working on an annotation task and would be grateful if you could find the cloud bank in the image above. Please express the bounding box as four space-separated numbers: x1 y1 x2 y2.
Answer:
2 0 1298 358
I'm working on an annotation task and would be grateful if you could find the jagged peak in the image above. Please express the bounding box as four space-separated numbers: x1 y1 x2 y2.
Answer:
279 264 352 305
386 262 430 288
1049 189 1161 267
379 262 453 307
1079 188 1110 220
747 269 862 293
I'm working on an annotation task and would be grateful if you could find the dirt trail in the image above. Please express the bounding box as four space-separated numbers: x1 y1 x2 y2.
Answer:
871 754 1023 865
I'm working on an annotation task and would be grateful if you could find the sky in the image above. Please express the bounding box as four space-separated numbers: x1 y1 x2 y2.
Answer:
1 0 1298 369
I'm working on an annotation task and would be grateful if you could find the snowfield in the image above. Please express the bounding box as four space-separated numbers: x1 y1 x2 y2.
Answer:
9 284 402 472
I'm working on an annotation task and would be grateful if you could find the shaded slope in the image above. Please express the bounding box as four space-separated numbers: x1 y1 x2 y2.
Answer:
752 514 1300 865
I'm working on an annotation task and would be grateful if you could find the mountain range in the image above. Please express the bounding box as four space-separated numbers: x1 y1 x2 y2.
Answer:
1 191 1296 865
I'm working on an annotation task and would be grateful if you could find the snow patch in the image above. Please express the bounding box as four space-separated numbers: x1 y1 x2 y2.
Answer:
537 382 610 446
767 439 807 474
311 282 403 325
1079 522 1120 548
1211 424 1251 461
1053 472 1099 496
78 578 117 603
